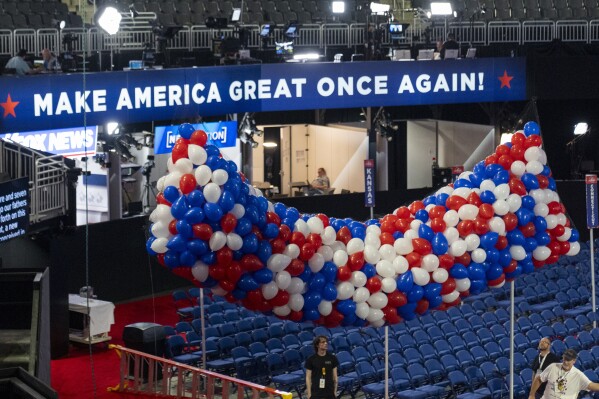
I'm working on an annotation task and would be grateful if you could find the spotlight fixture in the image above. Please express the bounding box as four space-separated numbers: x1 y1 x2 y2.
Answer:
369 2 391 14
373 108 398 141
238 113 262 148
574 122 589 135
332 1 346 13
430 2 453 15
129 4 140 19
106 121 121 136
94 5 122 35
52 18 66 30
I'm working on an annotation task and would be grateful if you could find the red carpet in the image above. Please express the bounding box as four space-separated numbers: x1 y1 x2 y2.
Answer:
51 294 180 399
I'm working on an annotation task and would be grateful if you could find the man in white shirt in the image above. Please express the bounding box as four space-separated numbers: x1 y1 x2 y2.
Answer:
528 349 599 399
5 49 33 76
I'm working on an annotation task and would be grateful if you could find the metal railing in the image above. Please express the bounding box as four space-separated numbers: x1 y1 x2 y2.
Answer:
1 19 598 57
0 139 70 224
109 344 293 399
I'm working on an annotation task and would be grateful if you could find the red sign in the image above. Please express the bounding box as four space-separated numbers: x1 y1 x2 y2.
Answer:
586 175 597 184
451 166 464 175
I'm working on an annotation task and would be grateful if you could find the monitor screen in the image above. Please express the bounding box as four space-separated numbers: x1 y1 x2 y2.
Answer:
231 8 241 22
275 41 294 56
260 24 271 37
285 25 297 37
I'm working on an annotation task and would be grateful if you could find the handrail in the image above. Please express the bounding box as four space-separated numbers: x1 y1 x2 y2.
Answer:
109 344 293 399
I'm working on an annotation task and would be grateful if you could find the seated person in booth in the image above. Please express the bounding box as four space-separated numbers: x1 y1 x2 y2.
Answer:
40 48 59 72
440 33 460 59
306 168 330 196
5 49 40 75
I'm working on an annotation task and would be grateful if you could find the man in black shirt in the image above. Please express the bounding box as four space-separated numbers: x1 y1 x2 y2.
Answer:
529 337 559 399
440 33 460 59
305 336 339 399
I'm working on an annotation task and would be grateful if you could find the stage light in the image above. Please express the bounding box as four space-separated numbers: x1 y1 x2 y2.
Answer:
500 133 513 144
370 2 391 14
430 2 453 15
95 6 122 35
231 8 241 22
332 1 346 13
574 122 589 135
106 121 120 135
263 142 278 148
293 53 320 61
52 18 66 30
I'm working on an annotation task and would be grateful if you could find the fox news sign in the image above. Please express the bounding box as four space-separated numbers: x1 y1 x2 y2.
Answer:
154 121 237 154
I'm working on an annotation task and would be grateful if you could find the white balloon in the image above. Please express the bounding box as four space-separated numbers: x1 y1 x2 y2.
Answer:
539 148 548 165
262 282 279 300
329 241 346 253
443 210 460 227
394 238 413 255
209 231 227 251
156 176 166 192
532 246 551 261
337 282 355 300
410 219 423 231
567 242 580 256
533 203 549 217
524 146 541 162
355 302 370 319
379 244 396 261
556 213 567 226
203 182 221 203
308 253 325 273
412 267 431 286
364 245 381 264
229 204 245 219
545 215 558 229
166 157 175 173
458 204 479 221
353 287 370 303
294 219 310 236
421 254 440 272
283 244 300 259
151 221 170 238
318 301 333 316
480 180 496 192
317 246 334 261
366 308 384 322
174 158 194 174
393 256 409 275
449 239 467 257
211 169 229 185
150 204 174 223
529 189 546 205
364 233 381 248
273 305 291 317
164 171 183 189
464 234 481 251
187 144 208 165
444 227 460 245
370 319 385 328
376 260 395 278
287 277 305 294
403 229 419 240
226 233 243 250
432 268 449 283
347 238 365 255
333 250 349 267
350 271 367 287
509 245 526 261
289 294 304 311
191 261 209 282
493 184 510 201
557 228 572 242
368 292 388 309
492 200 510 216
489 217 506 235
526 160 544 175
307 217 325 235
194 165 212 186
471 248 487 263
437 186 454 195
453 187 472 199
455 278 471 292
275 271 292 290
321 226 337 245
366 224 382 235
381 277 397 293
511 160 526 176
150 237 169 253
442 290 460 303
267 253 292 272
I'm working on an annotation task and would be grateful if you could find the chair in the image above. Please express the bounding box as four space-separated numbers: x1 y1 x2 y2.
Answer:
283 334 302 350
165 335 201 365
496 357 510 375
266 338 285 354
419 343 437 361
578 349 595 370
456 350 476 368
455 319 472 335
448 335 467 352
283 322 301 335
404 347 423 365
490 324 507 341
440 354 460 372
552 339 567 357
249 341 269 359
552 322 568 338
172 290 195 320
252 328 270 343
434 339 452 357
514 333 530 352
579 331 594 349
218 322 236 337
367 341 385 357
407 363 429 387
352 346 371 363
564 318 580 335
268 324 285 339
513 352 528 373
526 329 542 347
266 353 305 397
495 308 510 324
471 345 489 364
480 361 498 379
564 335 581 351
413 330 430 346
441 323 459 339
337 350 355 374
208 313 225 326
482 312 498 328
398 334 417 349
253 316 269 330
447 306 463 322
175 321 193 334
487 378 506 399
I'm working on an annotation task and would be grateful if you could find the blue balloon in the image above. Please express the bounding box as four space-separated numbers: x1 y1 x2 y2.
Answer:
524 237 538 252
523 121 540 136
304 309 320 321
505 266 523 280
245 205 260 224
520 260 535 274
450 264 468 279
235 217 252 236
507 230 525 246
479 190 496 204
200 252 216 265
424 283 442 301
219 190 235 213
303 291 322 310
351 226 366 240
467 263 485 280
535 232 551 246
485 248 499 263
407 285 424 303
164 250 180 268
256 196 269 213
263 223 280 239
468 173 484 188
486 265 503 280
423 196 436 206
521 173 540 190
167 235 187 252
308 273 326 292
521 195 536 210
179 250 196 267
225 160 238 174
178 123 195 139
241 233 259 253
454 178 473 188
171 196 189 219
274 203 287 219
253 268 273 284
516 208 533 226
231 289 247 300
286 207 300 224
146 237 157 255
202 276 218 288
396 271 414 292
336 299 356 316
322 262 337 282
436 193 449 206
493 170 510 185
298 267 313 282
205 145 219 157
485 164 502 178
547 177 557 191
533 215 547 231
176 220 193 239
164 185 180 203
418 223 434 242
204 202 223 222
342 313 358 326
362 263 376 279
469 279 486 294
238 273 260 291
257 241 272 264
322 283 338 301
184 207 205 224
206 155 220 169
432 233 449 255
398 303 417 320
569 229 580 243
187 239 208 256
541 165 551 177
393 231 404 239
428 296 443 309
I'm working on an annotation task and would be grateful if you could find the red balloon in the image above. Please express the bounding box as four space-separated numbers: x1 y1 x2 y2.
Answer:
408 201 425 214
559 241 570 255
193 223 213 240
219 279 235 292
337 265 352 281
299 242 316 262
503 260 517 274
216 247 233 266
520 222 536 238
381 214 399 226
270 238 286 254
428 205 447 219
547 240 561 255
226 262 242 283
172 266 193 280
316 213 330 227
278 224 292 241
380 232 395 246
484 154 498 166
508 177 527 196
307 233 323 248
473 218 489 235
348 252 365 271
179 173 197 194
467 192 482 207
395 207 411 219
382 306 400 324
287 259 306 276
266 212 281 225
336 226 351 245
495 236 508 250
190 130 208 146
415 299 429 315
497 154 514 171
503 213 518 231
478 203 494 220
169 219 178 235
495 144 510 156
532 259 545 268
406 252 422 268
511 132 526 146
454 252 471 266
394 218 412 233
289 310 303 322
290 231 306 247
537 175 549 189
457 220 474 237
156 253 165 266
441 278 456 295
548 201 562 215
446 195 467 211
269 290 290 307
209 264 226 281
171 141 189 163
387 290 408 307
439 254 454 269
525 134 542 148
365 276 382 293
240 254 264 272
381 221 396 234
509 144 525 161
220 213 237 233
251 226 264 240
431 217 446 233
412 238 432 255
156 192 171 205
546 254 559 265
488 274 505 287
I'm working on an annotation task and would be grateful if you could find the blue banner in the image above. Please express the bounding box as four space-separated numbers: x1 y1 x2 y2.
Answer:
364 159 375 207
0 126 97 157
586 174 599 229
0 58 526 133
154 121 238 154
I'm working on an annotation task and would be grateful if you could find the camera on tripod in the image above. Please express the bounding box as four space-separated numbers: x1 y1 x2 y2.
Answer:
141 155 155 177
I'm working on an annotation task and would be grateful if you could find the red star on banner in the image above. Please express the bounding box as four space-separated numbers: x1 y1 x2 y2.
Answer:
498 70 514 89
0 94 19 118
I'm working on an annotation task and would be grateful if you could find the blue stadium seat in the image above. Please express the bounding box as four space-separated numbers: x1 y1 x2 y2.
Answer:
448 335 467 352
282 334 302 350
487 378 506 399
480 361 498 379
440 354 461 372
434 339 452 357
253 328 270 343
266 338 285 354
165 335 201 365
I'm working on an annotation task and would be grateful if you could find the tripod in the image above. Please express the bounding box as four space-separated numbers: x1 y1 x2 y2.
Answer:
140 162 157 213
